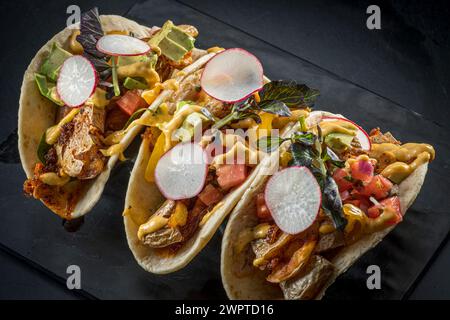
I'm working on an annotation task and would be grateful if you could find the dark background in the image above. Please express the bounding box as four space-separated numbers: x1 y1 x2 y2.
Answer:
0 0 448 299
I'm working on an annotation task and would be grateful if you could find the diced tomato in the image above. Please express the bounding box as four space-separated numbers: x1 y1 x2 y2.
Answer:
332 168 353 192
256 193 271 220
116 90 148 116
360 175 393 200
367 204 383 218
198 184 223 206
381 196 402 225
216 164 247 190
350 159 374 183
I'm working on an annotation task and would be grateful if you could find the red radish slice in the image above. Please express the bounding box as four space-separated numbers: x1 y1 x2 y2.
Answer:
96 34 151 56
321 116 371 151
265 166 321 235
57 56 97 107
154 142 208 200
200 48 264 103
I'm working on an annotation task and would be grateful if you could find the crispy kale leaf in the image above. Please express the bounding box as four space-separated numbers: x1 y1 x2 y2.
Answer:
76 7 111 79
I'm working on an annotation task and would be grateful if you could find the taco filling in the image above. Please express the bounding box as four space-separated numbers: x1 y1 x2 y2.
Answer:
124 66 321 255
22 8 200 219
230 114 435 299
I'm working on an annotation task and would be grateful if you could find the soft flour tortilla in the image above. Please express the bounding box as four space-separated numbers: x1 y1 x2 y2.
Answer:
123 102 298 274
221 111 430 300
18 15 210 219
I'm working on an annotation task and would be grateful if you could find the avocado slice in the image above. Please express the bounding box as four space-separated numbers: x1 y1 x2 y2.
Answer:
325 133 354 151
35 73 64 106
39 43 72 81
123 77 148 90
149 20 195 61
117 53 156 68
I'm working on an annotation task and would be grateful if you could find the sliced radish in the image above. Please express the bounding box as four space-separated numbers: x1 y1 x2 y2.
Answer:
154 142 208 200
200 48 264 103
321 116 371 151
57 56 97 107
96 34 151 56
265 166 321 235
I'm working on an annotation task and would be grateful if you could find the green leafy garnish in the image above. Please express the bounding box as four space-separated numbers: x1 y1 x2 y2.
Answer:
298 115 308 132
257 136 285 152
258 80 319 108
288 130 347 230
257 100 291 117
37 132 51 164
76 8 111 80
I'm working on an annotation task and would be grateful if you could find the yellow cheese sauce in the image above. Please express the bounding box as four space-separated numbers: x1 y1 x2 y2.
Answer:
137 215 169 241
319 119 358 137
211 141 265 168
86 88 109 108
381 152 430 183
117 62 160 88
343 204 396 243
369 142 435 183
272 109 310 129
160 104 202 151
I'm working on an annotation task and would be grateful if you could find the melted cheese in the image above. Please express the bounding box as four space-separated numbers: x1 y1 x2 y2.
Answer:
160 104 202 151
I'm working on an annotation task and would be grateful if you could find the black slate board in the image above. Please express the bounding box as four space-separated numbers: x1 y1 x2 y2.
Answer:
0 0 449 299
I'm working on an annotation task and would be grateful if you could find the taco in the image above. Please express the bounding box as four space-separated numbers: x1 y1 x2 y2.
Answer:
19 8 210 220
221 110 435 299
123 47 321 273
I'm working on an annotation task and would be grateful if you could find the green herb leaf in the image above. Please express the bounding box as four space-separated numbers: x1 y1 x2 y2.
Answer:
236 112 261 124
287 132 347 230
37 132 51 164
259 80 320 108
257 136 285 152
298 115 308 132
291 132 315 146
289 142 315 167
258 100 291 116
77 7 111 79
322 175 347 230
